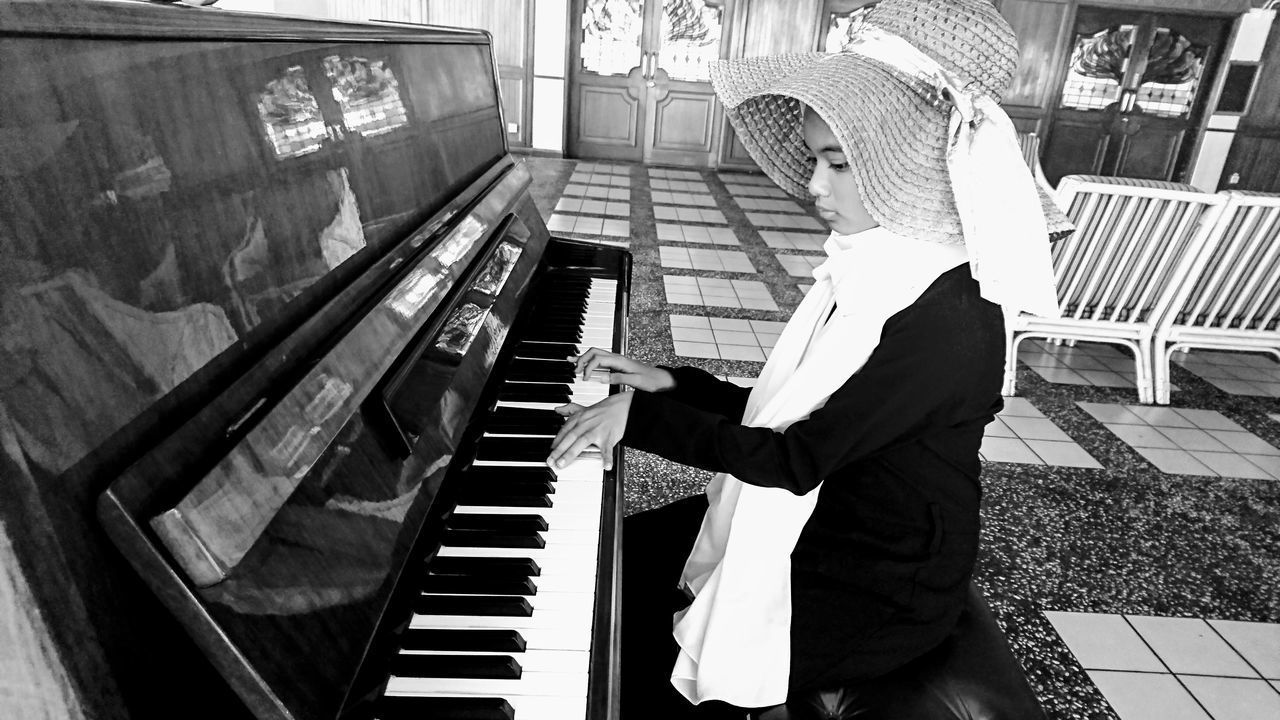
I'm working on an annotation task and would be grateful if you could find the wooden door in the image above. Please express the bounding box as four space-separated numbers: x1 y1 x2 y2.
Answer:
569 0 732 165
1043 6 1228 185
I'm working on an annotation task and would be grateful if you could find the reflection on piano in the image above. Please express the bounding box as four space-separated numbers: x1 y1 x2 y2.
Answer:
0 3 627 719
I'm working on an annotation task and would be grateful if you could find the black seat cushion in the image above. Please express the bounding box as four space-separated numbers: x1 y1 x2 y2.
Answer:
754 582 1045 720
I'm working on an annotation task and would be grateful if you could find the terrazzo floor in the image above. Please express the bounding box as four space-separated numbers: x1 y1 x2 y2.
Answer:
515 155 1280 720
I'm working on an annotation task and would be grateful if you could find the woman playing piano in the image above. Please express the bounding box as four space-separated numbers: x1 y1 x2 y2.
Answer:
548 0 1070 716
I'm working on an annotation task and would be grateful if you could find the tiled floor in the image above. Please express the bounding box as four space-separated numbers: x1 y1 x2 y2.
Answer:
776 254 825 278
669 314 785 361
663 275 778 311
982 397 1103 467
655 224 739 246
1174 350 1280 399
759 230 827 252
1078 402 1280 479
1046 611 1280 719
722 182 789 198
1018 339 1143 389
745 211 826 230
734 197 806 213
658 246 756 273
521 157 1280 720
651 190 716 206
654 206 727 224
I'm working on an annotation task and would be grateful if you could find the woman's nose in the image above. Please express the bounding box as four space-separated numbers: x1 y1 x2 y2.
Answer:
808 169 829 198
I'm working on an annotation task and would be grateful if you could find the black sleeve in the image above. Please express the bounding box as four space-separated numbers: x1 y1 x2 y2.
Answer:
622 284 1003 495
655 365 751 421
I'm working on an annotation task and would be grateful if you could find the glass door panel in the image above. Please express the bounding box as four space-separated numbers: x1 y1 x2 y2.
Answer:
1059 24 1132 112
657 0 723 82
581 0 644 77
1134 27 1210 119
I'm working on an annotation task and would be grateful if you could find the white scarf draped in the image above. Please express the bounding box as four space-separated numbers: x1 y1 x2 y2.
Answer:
670 227 966 707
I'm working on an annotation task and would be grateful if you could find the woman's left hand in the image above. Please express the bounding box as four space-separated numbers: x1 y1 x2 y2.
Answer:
548 392 633 471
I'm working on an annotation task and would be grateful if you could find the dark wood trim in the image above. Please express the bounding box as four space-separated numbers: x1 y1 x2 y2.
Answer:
0 0 492 43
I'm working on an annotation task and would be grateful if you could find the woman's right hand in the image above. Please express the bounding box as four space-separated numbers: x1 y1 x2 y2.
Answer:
574 347 675 392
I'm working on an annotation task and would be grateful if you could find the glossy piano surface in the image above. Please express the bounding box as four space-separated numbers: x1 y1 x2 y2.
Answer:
0 4 635 720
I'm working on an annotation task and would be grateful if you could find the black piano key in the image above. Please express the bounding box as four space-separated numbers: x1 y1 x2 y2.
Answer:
456 480 554 500
485 406 564 432
515 342 580 359
465 466 556 484
389 653 521 680
443 529 546 549
415 595 533 617
475 437 555 462
505 359 576 383
420 575 537 596
428 556 541 577
446 513 549 532
375 695 514 720
496 383 571 403
399 629 527 653
454 493 552 508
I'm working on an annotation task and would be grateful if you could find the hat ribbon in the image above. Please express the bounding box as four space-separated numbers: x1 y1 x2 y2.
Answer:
841 27 1061 317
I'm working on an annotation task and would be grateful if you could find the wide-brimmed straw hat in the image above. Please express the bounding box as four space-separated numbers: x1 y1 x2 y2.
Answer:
710 0 1073 246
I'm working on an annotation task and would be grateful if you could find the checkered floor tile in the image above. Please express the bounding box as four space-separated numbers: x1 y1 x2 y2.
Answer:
651 178 710 193
654 206 727 224
776 254 824 278
554 197 629 217
735 197 806 213
759 231 827 252
563 183 629 200
669 315 786 361
569 171 630 187
722 182 788 198
1045 611 1280 720
717 172 774 186
1078 402 1280 479
658 246 756 273
798 283 813 294
546 214 630 237
651 190 716 206
746 212 825 230
649 167 702 180
575 161 631 175
981 397 1102 467
655 224 739 246
1173 350 1280 398
1018 339 1145 390
663 275 778 311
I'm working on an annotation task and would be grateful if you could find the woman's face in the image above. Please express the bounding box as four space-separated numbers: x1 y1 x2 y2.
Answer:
802 108 877 235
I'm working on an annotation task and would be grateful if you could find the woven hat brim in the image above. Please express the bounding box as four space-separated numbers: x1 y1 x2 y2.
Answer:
710 53 1074 245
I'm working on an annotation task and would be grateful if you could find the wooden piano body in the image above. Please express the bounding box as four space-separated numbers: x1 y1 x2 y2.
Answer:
0 3 627 719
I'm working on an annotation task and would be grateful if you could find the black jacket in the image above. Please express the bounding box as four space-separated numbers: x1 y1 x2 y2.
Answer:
621 263 1006 689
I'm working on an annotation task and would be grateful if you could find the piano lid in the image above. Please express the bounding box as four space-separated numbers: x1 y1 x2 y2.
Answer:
0 3 538 719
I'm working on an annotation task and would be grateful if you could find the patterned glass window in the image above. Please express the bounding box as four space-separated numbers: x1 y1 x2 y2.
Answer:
1059 25 1130 112
1133 28 1206 119
659 0 723 82
323 55 409 138
257 66 326 159
581 0 643 76
824 5 876 53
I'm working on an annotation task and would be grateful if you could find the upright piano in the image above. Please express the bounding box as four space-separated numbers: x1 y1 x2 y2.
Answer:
0 3 628 719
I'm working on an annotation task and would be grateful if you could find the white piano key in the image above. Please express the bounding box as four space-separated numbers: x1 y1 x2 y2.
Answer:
443 529 600 548
383 686 587 720
411 608 593 634
450 505 601 530
386 671 587 698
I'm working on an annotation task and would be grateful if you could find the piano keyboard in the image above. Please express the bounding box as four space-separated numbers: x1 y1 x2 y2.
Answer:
379 276 619 720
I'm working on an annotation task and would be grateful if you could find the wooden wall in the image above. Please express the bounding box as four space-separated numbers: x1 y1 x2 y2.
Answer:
718 0 825 167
